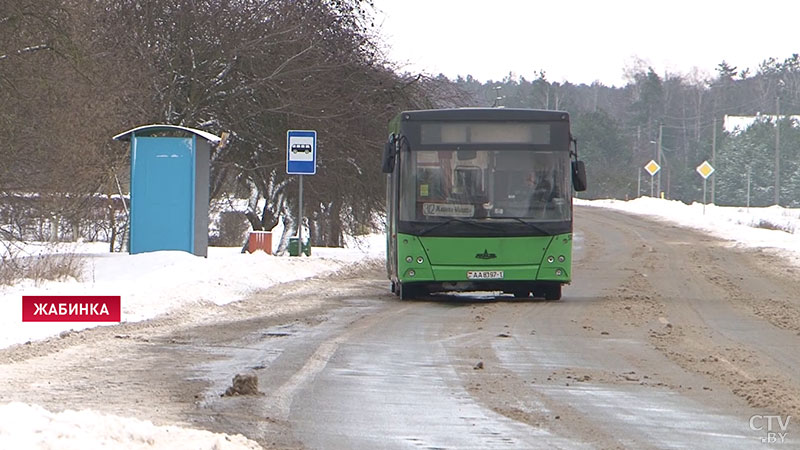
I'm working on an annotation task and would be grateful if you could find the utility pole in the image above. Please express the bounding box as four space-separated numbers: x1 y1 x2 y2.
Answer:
746 166 751 211
637 169 641 198
657 124 663 196
711 117 717 204
775 95 780 205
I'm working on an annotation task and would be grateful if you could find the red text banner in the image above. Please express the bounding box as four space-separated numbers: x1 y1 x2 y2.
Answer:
22 296 121 322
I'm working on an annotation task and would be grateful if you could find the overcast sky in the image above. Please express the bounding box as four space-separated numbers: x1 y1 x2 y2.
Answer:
371 0 800 87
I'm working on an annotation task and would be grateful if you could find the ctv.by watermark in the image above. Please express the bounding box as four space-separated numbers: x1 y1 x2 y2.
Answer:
750 415 792 444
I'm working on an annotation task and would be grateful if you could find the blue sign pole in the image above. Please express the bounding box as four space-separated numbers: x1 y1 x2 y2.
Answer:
298 175 303 252
287 130 317 256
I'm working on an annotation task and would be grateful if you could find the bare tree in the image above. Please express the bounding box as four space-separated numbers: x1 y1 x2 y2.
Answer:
2 0 439 250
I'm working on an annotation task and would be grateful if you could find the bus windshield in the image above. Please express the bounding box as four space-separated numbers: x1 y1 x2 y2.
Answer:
398 148 571 223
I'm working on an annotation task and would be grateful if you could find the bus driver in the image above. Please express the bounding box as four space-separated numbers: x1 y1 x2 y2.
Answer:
524 170 558 216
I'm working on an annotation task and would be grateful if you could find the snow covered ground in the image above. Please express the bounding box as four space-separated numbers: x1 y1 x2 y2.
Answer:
0 232 384 450
0 233 385 350
0 402 263 450
4 197 800 448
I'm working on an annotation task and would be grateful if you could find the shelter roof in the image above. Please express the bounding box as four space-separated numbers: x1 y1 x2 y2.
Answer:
113 124 221 143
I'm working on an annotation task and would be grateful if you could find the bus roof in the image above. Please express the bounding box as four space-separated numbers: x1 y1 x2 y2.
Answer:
398 108 569 122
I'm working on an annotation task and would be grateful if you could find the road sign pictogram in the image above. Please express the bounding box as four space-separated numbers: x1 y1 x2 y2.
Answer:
696 160 715 179
287 130 317 175
644 160 661 176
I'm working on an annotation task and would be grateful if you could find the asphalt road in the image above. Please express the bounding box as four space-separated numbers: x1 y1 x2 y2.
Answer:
2 205 799 449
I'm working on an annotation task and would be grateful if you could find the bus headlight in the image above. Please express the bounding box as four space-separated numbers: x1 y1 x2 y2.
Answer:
547 256 555 263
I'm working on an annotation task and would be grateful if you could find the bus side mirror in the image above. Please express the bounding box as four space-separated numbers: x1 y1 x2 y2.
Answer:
572 160 587 192
382 140 396 173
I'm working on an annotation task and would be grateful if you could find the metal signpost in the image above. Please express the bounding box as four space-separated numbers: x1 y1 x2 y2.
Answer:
644 160 661 197
287 130 317 256
696 160 715 214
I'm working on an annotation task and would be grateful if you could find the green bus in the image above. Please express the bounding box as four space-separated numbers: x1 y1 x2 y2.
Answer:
381 108 587 300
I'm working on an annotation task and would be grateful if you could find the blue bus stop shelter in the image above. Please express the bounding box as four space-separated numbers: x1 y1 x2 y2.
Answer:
113 125 220 257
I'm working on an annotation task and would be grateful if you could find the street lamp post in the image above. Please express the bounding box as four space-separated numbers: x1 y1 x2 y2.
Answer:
650 128 663 197
656 125 663 196
649 140 658 197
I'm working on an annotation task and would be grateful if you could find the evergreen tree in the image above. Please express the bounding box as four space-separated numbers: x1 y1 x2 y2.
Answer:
716 119 777 206
571 110 631 199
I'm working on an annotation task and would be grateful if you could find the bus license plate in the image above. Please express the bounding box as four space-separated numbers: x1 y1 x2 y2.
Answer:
467 270 504 280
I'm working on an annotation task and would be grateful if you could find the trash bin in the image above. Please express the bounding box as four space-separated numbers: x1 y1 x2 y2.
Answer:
288 237 311 257
247 231 272 254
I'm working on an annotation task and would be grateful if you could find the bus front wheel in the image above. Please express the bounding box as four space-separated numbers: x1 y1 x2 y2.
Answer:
399 283 420 300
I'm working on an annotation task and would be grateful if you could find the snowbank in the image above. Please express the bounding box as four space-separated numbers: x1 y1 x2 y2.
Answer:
0 234 385 349
579 197 800 258
0 402 261 450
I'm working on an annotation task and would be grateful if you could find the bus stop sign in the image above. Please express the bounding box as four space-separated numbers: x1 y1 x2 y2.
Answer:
287 130 317 175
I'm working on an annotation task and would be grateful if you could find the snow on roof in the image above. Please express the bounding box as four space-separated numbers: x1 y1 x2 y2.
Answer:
723 114 800 135
112 124 221 143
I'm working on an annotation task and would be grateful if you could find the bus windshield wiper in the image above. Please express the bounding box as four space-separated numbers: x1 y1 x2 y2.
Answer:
418 217 494 235
508 218 549 234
